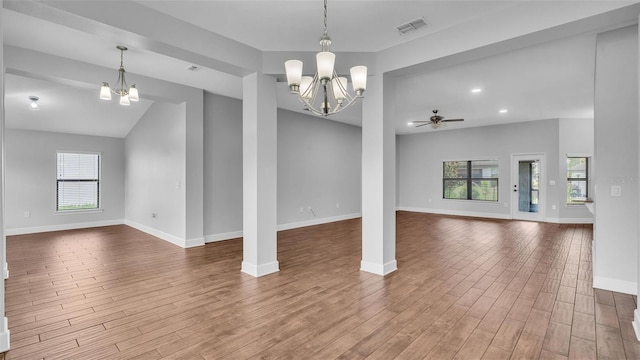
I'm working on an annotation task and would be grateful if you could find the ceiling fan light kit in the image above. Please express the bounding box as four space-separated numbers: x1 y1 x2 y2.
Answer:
284 0 367 117
100 45 139 106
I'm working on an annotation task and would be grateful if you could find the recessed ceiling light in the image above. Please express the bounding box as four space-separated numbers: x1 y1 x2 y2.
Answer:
28 96 39 111
499 109 508 113
471 88 482 93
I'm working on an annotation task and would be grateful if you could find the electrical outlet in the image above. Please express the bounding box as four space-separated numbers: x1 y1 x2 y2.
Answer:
24 211 30 218
552 204 557 210
299 207 304 213
336 202 340 209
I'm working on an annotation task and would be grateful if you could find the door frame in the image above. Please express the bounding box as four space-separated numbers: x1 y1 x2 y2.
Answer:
511 153 546 221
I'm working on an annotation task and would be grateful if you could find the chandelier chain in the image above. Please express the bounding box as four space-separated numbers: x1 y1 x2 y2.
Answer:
323 0 328 35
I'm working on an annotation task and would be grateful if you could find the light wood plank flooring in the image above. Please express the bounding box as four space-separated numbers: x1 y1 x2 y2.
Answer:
2 211 638 359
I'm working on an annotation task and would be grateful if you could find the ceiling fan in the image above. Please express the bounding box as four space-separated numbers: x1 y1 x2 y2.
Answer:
409 110 464 129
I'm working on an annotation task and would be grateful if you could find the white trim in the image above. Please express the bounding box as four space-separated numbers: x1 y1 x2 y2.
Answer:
277 213 361 231
360 260 398 276
205 230 243 243
124 219 188 248
241 261 279 277
5 219 124 236
3 262 8 280
185 237 205 248
550 217 594 224
397 206 511 220
593 276 637 295
0 318 9 352
632 309 640 341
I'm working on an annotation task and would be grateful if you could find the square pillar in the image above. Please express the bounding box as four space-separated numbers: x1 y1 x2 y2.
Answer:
0 1 12 351
242 73 279 277
361 74 397 275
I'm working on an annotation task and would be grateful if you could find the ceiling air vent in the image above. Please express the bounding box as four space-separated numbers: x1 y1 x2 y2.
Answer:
396 17 428 35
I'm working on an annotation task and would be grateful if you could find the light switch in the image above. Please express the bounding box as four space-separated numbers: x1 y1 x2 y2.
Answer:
549 180 556 186
611 185 622 197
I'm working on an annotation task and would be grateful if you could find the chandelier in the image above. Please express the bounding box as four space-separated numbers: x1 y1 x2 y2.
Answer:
284 0 367 116
100 45 139 106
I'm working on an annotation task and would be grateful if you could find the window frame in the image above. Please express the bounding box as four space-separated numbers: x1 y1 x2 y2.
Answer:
443 160 499 202
566 156 589 205
56 151 102 213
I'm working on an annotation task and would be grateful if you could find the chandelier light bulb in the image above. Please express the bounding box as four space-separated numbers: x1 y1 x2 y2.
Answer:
316 51 335 81
300 76 314 100
100 82 112 100
285 60 303 90
120 94 130 106
350 66 367 95
129 85 139 102
331 77 348 101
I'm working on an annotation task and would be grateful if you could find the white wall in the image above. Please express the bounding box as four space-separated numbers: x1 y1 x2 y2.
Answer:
4 129 125 234
398 119 563 220
559 118 594 222
203 93 243 240
593 25 639 294
277 109 362 229
124 102 188 246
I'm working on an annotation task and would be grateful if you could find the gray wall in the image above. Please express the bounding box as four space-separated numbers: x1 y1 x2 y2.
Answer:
4 129 125 233
397 119 562 220
203 93 243 238
124 101 187 243
593 25 638 294
277 109 362 227
202 97 363 240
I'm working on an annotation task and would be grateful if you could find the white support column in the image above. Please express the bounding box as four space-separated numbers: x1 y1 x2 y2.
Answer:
361 74 397 276
633 17 640 342
0 0 12 351
242 73 279 277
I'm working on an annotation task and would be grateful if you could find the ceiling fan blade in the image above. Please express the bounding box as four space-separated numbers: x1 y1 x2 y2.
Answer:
415 122 431 128
442 118 464 122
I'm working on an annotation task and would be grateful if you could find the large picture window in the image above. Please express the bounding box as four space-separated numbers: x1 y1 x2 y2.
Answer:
56 152 100 211
443 160 499 201
567 157 588 204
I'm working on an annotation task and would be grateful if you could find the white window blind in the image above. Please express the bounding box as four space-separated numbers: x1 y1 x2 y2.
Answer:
56 152 100 211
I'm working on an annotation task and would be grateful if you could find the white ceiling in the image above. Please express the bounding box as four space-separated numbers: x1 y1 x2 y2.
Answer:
2 1 636 138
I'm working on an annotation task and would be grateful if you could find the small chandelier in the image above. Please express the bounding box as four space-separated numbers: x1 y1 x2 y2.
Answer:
100 45 139 106
284 0 367 116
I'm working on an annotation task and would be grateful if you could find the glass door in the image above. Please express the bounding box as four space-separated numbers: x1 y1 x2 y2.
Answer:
512 154 545 221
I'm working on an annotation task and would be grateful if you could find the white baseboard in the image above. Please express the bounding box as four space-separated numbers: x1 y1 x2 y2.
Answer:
593 276 637 295
185 237 205 248
545 217 594 224
360 259 398 276
277 213 361 231
124 219 193 249
241 260 279 277
397 206 511 220
5 219 125 236
205 230 243 243
633 310 640 341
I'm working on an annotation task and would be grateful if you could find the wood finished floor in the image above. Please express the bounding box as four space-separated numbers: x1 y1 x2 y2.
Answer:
2 211 639 359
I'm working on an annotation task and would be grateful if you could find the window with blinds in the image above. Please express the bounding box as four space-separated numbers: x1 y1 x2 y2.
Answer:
56 152 100 211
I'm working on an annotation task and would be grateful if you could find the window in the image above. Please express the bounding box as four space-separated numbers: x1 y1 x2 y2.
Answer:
443 160 499 201
567 157 588 204
56 152 100 211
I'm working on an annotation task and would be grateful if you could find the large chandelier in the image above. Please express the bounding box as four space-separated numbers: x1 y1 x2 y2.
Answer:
284 0 367 116
100 45 139 106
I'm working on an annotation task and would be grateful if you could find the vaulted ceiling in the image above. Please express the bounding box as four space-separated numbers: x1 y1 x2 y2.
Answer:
3 1 639 138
